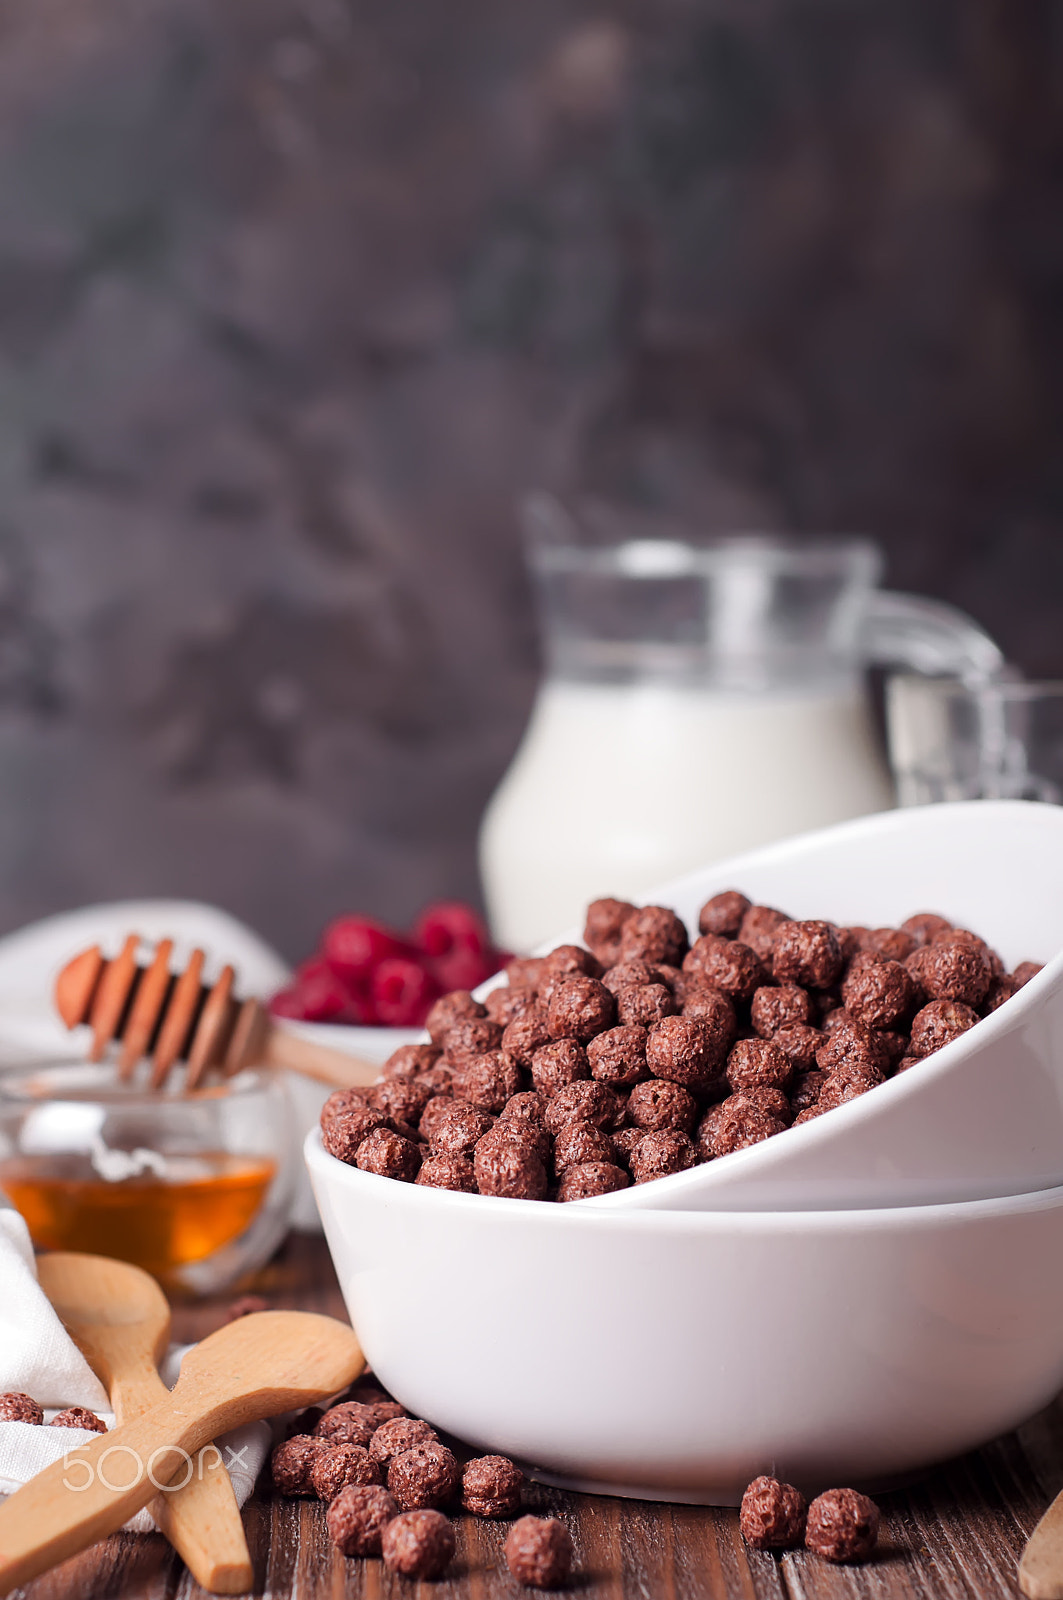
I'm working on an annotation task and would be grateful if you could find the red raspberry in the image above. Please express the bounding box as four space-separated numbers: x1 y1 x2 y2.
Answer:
413 902 490 959
270 960 369 1024
370 959 441 1028
323 917 413 983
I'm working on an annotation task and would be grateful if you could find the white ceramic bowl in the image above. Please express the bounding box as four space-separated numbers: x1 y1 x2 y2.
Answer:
553 800 1063 1211
307 1129 1063 1502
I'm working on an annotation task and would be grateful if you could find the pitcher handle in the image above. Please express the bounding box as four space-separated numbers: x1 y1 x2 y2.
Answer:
862 590 1005 683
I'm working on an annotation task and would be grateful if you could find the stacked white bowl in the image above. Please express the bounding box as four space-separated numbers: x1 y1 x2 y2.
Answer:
307 800 1063 1502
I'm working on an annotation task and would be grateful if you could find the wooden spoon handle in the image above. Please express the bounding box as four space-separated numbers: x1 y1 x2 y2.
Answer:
111 1369 252 1595
1020 1488 1063 1598
261 1023 381 1089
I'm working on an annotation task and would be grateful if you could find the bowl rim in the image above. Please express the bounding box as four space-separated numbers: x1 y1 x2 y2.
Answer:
305 1127 1063 1233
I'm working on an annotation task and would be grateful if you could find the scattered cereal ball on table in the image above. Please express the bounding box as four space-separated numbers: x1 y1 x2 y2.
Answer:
271 1436 327 1495
698 890 751 938
627 1078 698 1133
381 1509 456 1579
310 1443 380 1501
505 1515 575 1588
909 999 980 1056
416 1152 478 1192
387 1442 460 1511
683 936 764 1004
772 920 843 990
321 1106 389 1164
356 1127 422 1182
557 1161 630 1201
739 1476 808 1549
0 1392 43 1425
584 898 637 965
473 1137 548 1200
587 1024 650 1088
50 1407 106 1433
326 1483 399 1556
369 1417 438 1469
361 1398 407 1427
314 1402 377 1449
738 905 791 964
630 1130 696 1184
462 1454 524 1518
804 1488 880 1562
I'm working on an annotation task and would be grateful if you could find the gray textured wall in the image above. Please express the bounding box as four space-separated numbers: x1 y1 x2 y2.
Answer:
0 0 1060 957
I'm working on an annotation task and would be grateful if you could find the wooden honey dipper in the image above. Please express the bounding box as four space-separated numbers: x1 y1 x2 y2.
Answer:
55 936 380 1091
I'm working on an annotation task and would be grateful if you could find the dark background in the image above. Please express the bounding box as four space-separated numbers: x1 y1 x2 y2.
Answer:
0 0 1060 959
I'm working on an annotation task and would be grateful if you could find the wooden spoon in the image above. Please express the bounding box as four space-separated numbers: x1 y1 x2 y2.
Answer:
35 1252 253 1595
0 1309 364 1596
1020 1488 1063 1597
55 938 380 1091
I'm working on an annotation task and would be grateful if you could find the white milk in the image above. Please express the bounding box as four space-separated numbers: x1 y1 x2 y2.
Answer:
479 680 895 950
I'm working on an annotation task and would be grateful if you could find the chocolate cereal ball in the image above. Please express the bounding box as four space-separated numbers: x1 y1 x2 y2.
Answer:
505 1516 574 1588
738 905 792 963
556 1161 630 1201
698 890 751 938
356 1127 422 1182
740 1476 808 1550
507 957 544 989
583 898 637 965
416 1153 478 1193
772 920 844 990
0 1392 43 1425
647 1015 728 1094
462 1454 524 1517
271 1435 327 1495
443 1016 504 1065
909 999 980 1056
315 1402 377 1449
627 1078 698 1133
610 1127 646 1165
531 1039 590 1096
901 911 952 947
601 959 662 994
859 927 916 963
726 1037 794 1094
322 1105 389 1164
805 1488 880 1562
419 1095 457 1142
381 1509 456 1579
750 985 814 1038
426 990 485 1045
387 1442 460 1511
547 976 616 1042
913 937 993 1006
369 1417 438 1469
486 987 537 1027
698 1094 786 1159
618 905 689 966
320 1088 367 1126
326 1484 399 1556
1013 960 1044 988
815 1016 890 1075
742 1085 792 1123
499 1090 546 1127
477 1118 552 1167
553 1120 616 1172
474 1138 548 1200
381 1043 441 1079
542 1080 621 1134
453 1051 524 1113
616 982 677 1028
772 1024 826 1071
539 943 604 988
586 1024 650 1088
683 935 764 1004
311 1444 380 1502
790 1070 825 1114
842 955 916 1029
681 983 738 1042
502 1005 553 1067
371 1077 432 1128
50 1407 106 1433
630 1130 695 1184
429 1102 495 1156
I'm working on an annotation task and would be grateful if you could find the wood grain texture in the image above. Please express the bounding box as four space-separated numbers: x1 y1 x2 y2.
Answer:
9 1233 1057 1599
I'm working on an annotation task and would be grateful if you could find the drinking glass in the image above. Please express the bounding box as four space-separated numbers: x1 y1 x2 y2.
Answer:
887 679 1063 806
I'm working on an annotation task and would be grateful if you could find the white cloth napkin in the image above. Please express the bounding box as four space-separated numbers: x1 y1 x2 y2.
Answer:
0 1206 269 1531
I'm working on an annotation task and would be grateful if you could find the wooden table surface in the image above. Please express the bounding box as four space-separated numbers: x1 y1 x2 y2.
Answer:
17 1233 1062 1600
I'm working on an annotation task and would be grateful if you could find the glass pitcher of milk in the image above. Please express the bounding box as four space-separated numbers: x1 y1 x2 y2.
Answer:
480 498 1004 950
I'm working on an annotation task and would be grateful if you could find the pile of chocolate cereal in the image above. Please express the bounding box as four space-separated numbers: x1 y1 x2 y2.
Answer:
320 892 1042 1200
271 1384 574 1586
